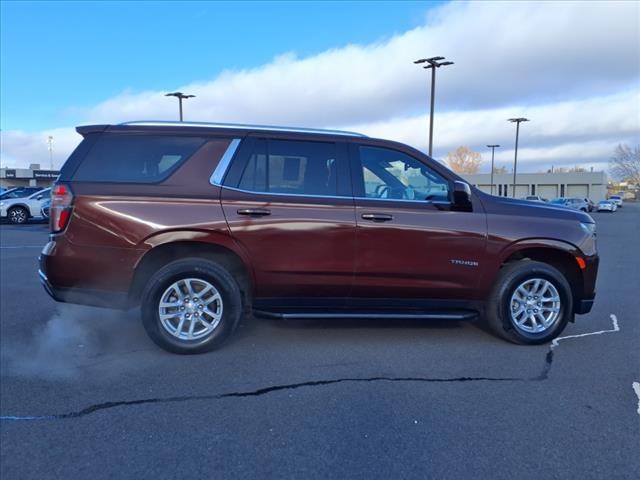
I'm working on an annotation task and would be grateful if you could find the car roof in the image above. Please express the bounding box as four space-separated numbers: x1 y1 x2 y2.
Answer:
76 121 368 139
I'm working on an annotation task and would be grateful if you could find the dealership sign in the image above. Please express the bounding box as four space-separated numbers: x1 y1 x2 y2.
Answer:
33 170 59 179
4 169 16 178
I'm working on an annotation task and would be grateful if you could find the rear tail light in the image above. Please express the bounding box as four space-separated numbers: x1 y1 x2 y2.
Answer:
51 183 74 233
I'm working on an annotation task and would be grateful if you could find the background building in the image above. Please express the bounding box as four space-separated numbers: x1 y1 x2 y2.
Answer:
0 164 59 189
462 171 608 201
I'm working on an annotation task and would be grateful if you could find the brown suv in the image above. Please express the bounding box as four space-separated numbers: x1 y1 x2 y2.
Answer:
39 121 598 353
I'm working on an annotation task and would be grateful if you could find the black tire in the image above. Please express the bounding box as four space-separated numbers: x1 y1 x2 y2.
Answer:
485 260 572 345
141 258 243 354
8 206 28 224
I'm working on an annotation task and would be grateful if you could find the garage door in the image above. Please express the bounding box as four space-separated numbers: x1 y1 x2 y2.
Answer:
515 185 529 198
567 184 588 198
538 184 557 199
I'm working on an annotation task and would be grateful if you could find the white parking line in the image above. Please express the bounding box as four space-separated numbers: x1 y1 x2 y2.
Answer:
633 382 640 416
0 246 43 249
550 313 619 351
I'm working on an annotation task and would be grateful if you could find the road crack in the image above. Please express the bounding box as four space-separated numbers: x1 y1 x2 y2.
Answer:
0 314 620 422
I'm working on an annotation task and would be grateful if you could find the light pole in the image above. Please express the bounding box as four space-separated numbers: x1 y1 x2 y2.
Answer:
414 56 454 157
486 144 500 195
165 92 195 121
508 118 529 197
47 136 54 170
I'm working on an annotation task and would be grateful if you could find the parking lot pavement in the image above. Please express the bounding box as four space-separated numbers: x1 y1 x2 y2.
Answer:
1 206 639 479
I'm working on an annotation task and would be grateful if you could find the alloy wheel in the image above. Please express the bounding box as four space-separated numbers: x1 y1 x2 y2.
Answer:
509 278 561 334
158 278 223 341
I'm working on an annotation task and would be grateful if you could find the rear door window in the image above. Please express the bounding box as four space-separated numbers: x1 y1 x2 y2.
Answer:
237 139 340 197
71 134 206 183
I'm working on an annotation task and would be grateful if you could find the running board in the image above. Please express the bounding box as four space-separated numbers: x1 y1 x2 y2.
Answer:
253 310 477 321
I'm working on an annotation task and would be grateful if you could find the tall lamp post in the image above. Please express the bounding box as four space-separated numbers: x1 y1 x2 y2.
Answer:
486 144 500 195
47 136 54 170
507 118 529 197
414 56 454 157
165 92 195 121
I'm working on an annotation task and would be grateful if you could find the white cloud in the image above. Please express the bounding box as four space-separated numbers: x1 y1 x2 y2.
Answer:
1 0 639 171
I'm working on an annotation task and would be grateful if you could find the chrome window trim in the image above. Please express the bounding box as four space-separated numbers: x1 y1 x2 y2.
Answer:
220 185 451 205
221 185 351 200
209 138 242 186
121 121 367 138
355 196 451 205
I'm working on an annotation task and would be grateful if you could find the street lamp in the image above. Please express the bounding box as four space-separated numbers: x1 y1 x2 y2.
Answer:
508 118 529 197
414 56 454 157
47 136 54 170
165 92 195 121
486 144 500 195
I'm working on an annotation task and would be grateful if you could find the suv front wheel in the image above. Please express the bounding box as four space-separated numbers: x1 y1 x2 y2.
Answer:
141 258 242 354
486 260 572 344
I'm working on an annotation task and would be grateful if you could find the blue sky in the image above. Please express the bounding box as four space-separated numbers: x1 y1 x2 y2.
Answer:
1 1 638 172
1 1 443 131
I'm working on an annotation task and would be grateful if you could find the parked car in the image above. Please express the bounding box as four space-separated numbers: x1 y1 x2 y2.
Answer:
608 195 623 207
583 198 595 212
549 197 589 212
597 200 617 212
0 187 42 200
521 195 547 203
40 198 51 219
0 188 51 224
39 121 598 353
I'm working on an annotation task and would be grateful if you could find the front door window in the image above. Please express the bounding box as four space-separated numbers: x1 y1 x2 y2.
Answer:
359 145 450 202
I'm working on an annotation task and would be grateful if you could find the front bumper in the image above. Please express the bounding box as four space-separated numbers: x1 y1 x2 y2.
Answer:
575 298 594 314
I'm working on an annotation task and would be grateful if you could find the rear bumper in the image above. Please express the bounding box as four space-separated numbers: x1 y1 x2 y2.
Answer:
39 251 128 309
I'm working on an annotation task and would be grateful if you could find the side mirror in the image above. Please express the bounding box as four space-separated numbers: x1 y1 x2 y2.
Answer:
453 181 472 211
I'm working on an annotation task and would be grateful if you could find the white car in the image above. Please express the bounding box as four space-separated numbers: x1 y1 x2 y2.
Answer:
597 200 617 212
521 195 547 203
0 188 51 224
608 195 623 207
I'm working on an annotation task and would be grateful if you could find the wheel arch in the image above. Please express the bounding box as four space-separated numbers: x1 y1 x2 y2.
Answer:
499 240 584 311
129 240 253 308
7 203 31 217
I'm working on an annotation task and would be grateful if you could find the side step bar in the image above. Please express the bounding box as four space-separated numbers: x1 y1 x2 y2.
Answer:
253 310 478 321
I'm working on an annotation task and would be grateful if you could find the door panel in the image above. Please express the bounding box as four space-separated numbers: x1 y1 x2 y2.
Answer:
350 144 487 300
222 189 356 298
353 200 486 299
221 137 356 299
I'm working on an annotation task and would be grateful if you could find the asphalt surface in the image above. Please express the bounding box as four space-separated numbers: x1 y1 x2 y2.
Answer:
1 206 639 479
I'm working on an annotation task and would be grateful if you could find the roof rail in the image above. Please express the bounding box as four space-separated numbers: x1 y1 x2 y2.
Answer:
119 120 367 138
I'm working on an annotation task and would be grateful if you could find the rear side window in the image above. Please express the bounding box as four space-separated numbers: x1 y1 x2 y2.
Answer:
238 139 338 196
72 134 206 183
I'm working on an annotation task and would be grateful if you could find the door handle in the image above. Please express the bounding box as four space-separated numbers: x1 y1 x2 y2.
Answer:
237 208 271 216
361 213 393 222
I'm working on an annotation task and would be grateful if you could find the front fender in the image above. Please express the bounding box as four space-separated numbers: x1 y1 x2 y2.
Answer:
498 238 581 264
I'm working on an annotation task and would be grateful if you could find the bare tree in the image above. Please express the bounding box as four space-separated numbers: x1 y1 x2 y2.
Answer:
609 144 640 184
446 146 482 174
553 165 589 173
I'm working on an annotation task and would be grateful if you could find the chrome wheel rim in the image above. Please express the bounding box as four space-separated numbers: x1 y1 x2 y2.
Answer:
509 278 561 334
158 278 223 341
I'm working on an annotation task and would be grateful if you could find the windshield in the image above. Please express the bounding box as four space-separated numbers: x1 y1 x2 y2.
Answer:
550 199 565 204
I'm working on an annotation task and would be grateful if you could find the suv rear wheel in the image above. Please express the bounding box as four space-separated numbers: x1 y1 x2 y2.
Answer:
141 258 242 354
486 260 572 344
